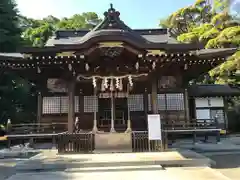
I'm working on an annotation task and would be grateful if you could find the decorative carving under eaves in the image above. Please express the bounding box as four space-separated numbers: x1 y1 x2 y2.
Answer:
100 47 123 57
146 50 166 56
158 76 177 89
47 78 67 92
56 51 75 57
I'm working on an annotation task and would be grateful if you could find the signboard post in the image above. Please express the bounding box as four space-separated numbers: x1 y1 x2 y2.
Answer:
147 114 162 151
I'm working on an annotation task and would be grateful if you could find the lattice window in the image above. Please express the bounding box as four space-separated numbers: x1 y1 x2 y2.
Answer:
60 96 68 113
166 93 184 110
75 96 79 113
60 96 79 113
84 96 98 113
148 94 151 111
148 94 166 111
158 94 166 110
42 97 61 114
42 96 79 114
128 94 144 112
148 93 185 111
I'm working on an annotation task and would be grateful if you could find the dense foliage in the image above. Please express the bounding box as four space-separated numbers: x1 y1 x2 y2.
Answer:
160 0 240 131
160 0 240 85
20 12 101 47
0 0 35 124
0 0 21 52
0 0 101 124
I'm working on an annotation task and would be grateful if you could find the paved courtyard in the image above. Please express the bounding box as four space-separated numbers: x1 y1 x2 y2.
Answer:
207 154 240 180
0 151 238 180
1 136 240 180
4 166 234 180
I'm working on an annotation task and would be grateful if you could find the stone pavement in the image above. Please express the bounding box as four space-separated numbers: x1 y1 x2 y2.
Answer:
14 150 214 171
206 153 240 180
2 136 240 180
4 150 233 180
6 166 233 180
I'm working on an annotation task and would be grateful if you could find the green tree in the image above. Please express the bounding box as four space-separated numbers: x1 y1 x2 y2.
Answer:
21 12 101 47
159 0 214 38
0 0 21 52
160 0 240 85
0 0 36 124
0 72 37 124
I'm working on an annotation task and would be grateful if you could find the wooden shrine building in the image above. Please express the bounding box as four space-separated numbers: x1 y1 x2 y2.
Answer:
0 5 239 151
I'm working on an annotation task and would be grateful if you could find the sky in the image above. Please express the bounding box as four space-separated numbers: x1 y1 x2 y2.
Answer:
16 0 196 29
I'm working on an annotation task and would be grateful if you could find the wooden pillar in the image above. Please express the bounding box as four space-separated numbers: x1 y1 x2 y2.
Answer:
223 97 228 131
126 85 131 132
110 91 116 132
184 88 190 124
68 80 75 133
143 88 149 130
37 92 42 124
151 77 164 150
92 88 98 132
151 78 158 114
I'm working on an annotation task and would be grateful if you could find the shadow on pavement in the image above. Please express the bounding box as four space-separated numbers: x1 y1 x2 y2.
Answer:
208 154 240 169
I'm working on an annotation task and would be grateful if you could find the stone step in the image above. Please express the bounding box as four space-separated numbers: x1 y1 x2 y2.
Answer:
65 164 163 173
93 149 132 153
16 158 212 172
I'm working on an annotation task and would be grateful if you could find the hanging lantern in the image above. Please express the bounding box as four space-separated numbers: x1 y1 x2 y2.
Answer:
152 61 156 70
68 64 72 71
135 62 139 70
37 67 41 73
85 63 89 71
184 64 188 70
92 76 97 88
110 78 114 91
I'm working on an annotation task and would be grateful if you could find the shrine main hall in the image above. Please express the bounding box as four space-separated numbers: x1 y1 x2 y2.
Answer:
0 5 239 151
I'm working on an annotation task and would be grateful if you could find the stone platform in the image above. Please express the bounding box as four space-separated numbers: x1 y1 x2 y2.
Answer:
15 150 214 172
7 167 233 180
5 150 234 180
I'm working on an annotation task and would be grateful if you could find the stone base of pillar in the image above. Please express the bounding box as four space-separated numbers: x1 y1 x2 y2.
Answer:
125 120 132 133
125 128 132 133
92 126 98 133
110 127 116 133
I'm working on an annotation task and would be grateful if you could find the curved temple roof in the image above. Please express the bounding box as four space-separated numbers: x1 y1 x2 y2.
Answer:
42 4 201 51
14 4 238 54
0 4 238 84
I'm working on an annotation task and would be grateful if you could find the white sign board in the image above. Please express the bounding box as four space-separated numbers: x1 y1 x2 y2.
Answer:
147 114 162 140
